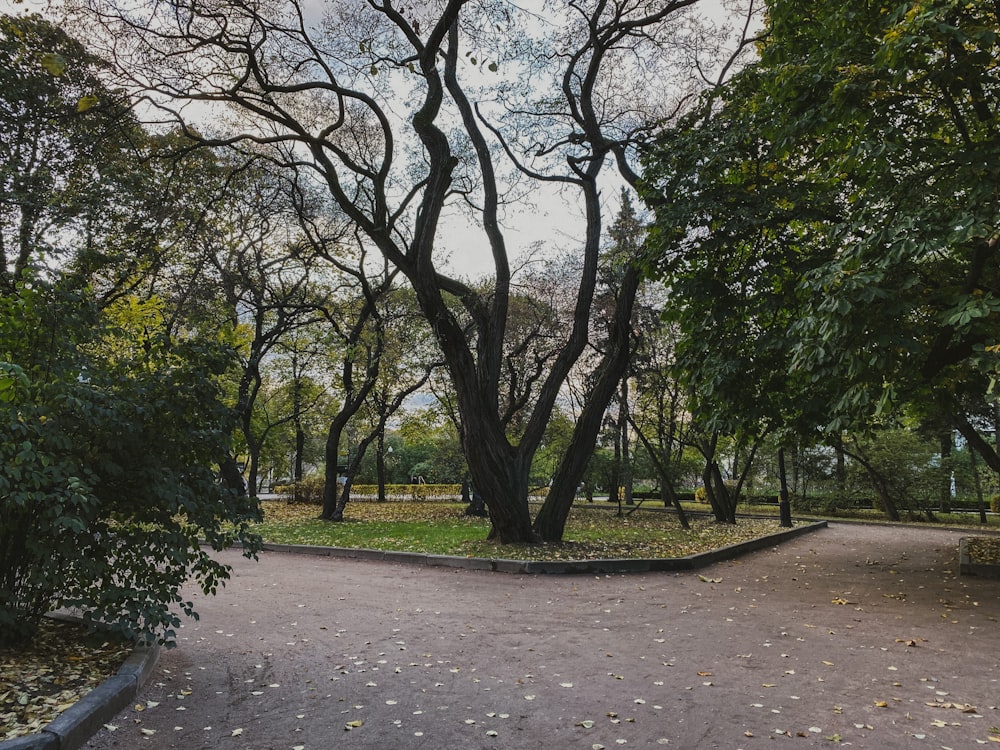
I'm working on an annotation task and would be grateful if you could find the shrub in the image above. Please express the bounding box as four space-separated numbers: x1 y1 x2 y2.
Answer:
0 286 261 648
275 474 326 504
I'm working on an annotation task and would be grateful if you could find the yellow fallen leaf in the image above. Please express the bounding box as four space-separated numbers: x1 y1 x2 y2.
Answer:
874 700 888 708
344 720 364 730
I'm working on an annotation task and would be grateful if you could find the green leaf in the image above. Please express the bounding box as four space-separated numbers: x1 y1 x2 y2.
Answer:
39 52 66 76
77 95 100 112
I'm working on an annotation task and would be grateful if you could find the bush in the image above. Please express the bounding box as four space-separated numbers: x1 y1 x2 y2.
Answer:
275 474 326 504
276 480 467 504
0 286 262 648
992 495 1000 514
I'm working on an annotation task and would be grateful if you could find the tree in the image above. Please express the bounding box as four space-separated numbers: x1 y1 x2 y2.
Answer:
76 0 759 542
641 0 1000 478
0 16 261 647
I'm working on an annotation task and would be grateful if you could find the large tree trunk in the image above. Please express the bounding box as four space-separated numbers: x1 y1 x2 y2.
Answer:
464 430 535 543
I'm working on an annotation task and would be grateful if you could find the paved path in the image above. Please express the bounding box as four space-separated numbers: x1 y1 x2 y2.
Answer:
83 523 1000 749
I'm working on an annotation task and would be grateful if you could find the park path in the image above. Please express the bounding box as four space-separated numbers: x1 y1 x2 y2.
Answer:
83 523 1000 749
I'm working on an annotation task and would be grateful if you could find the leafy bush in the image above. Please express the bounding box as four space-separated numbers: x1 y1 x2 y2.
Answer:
0 286 262 648
274 474 326 504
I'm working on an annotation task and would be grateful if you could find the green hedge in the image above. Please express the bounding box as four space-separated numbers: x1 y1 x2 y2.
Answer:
274 480 464 504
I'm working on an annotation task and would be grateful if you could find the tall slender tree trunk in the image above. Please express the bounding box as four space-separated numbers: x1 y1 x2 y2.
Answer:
939 430 953 513
619 378 633 505
778 447 792 528
834 434 846 497
376 428 387 502
969 445 987 524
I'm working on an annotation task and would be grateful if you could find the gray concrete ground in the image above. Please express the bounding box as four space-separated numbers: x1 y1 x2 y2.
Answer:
82 523 1000 749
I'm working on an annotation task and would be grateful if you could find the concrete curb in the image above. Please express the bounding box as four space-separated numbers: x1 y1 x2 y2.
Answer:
1 636 160 750
262 519 828 574
959 536 1000 579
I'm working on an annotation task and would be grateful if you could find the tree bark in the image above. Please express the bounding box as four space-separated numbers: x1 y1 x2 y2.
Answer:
778 447 792 528
939 430 952 513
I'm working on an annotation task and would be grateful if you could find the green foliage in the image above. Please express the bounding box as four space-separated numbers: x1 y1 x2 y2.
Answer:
0 13 142 292
0 284 261 647
640 0 1000 440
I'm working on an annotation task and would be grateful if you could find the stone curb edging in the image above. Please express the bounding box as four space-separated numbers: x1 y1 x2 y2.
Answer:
262 519 828 574
959 537 1000 579
1 638 160 750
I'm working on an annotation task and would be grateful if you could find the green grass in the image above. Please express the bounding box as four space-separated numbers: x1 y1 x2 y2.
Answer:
256 501 788 561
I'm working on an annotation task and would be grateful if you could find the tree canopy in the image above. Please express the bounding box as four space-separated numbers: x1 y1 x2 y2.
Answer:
640 0 1000 469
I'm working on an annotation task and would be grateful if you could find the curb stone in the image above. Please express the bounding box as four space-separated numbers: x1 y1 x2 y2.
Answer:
1 637 159 750
262 519 828 574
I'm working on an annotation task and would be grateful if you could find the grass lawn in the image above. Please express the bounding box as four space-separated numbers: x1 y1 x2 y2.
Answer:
255 500 790 561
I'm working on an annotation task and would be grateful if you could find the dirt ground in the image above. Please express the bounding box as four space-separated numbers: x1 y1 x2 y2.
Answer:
82 522 1000 749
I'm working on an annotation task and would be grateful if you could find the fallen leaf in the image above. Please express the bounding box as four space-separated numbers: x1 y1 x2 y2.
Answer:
344 720 364 730
231 728 243 736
